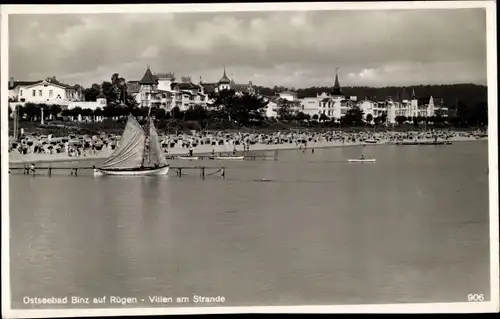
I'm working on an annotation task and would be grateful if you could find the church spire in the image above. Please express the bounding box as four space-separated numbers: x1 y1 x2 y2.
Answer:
411 88 417 99
332 67 343 96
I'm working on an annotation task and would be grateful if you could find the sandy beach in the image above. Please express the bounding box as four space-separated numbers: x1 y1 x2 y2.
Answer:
8 134 486 165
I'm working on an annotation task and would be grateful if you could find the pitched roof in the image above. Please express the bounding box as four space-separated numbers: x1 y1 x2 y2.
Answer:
201 83 217 94
139 67 158 85
177 82 199 90
332 71 343 96
9 78 79 90
8 80 42 90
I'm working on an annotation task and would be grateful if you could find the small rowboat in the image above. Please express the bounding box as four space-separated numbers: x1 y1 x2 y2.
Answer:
364 139 377 144
215 156 244 160
348 159 376 163
178 156 199 160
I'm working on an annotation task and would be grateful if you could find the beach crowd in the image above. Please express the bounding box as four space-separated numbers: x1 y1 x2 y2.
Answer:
8 128 488 163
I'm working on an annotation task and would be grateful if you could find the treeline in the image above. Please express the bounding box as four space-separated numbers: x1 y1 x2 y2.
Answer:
10 88 487 133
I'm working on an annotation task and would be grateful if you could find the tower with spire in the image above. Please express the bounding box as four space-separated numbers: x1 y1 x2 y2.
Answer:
427 96 435 117
323 68 345 120
331 68 344 97
409 87 418 118
138 66 159 107
218 67 231 92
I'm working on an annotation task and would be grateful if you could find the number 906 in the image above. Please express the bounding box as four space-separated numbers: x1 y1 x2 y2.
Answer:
468 294 485 302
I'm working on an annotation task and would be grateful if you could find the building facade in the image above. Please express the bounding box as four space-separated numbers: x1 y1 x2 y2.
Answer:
294 72 448 124
8 77 84 104
8 76 106 111
127 67 255 112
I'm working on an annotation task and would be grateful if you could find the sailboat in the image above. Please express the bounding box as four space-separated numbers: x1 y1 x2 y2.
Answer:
93 114 170 176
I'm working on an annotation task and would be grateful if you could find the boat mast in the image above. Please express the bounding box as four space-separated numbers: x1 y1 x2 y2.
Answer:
140 104 154 167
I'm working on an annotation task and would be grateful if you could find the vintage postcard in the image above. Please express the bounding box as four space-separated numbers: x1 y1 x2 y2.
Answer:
1 1 498 318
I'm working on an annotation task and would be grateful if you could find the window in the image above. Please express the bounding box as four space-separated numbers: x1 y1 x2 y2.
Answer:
49 90 53 97
32 90 36 97
39 90 42 96
20 90 23 96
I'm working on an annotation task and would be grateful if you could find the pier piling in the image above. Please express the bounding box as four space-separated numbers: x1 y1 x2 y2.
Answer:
10 165 226 179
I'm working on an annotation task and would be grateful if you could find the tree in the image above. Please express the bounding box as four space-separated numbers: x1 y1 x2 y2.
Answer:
81 108 93 119
49 104 62 119
23 103 39 122
295 111 308 122
341 107 364 127
379 113 387 125
94 107 104 120
277 98 294 121
366 114 373 124
395 115 406 125
84 83 101 101
150 106 166 120
456 100 470 126
312 114 319 121
185 104 207 121
235 93 268 125
100 73 137 108
413 116 419 128
61 109 72 118
319 113 329 123
171 106 183 120
72 107 83 119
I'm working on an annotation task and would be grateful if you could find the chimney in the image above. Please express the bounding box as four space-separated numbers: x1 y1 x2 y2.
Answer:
9 77 14 88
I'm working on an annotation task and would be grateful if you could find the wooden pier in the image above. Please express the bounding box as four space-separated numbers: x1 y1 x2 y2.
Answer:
9 165 226 179
165 150 279 161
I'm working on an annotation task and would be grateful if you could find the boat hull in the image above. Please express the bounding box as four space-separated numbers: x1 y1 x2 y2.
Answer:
94 165 170 176
178 156 199 160
348 159 376 163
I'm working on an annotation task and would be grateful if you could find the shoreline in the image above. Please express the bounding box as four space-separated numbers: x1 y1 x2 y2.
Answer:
8 136 487 166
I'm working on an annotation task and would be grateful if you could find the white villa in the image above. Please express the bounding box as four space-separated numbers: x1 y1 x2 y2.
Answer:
127 67 256 111
8 76 105 110
8 69 448 125
278 71 450 124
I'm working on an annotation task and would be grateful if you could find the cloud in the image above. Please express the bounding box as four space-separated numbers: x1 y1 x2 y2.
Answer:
8 9 487 88
140 46 159 59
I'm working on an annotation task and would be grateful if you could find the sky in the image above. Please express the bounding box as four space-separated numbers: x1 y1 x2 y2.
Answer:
8 8 487 89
